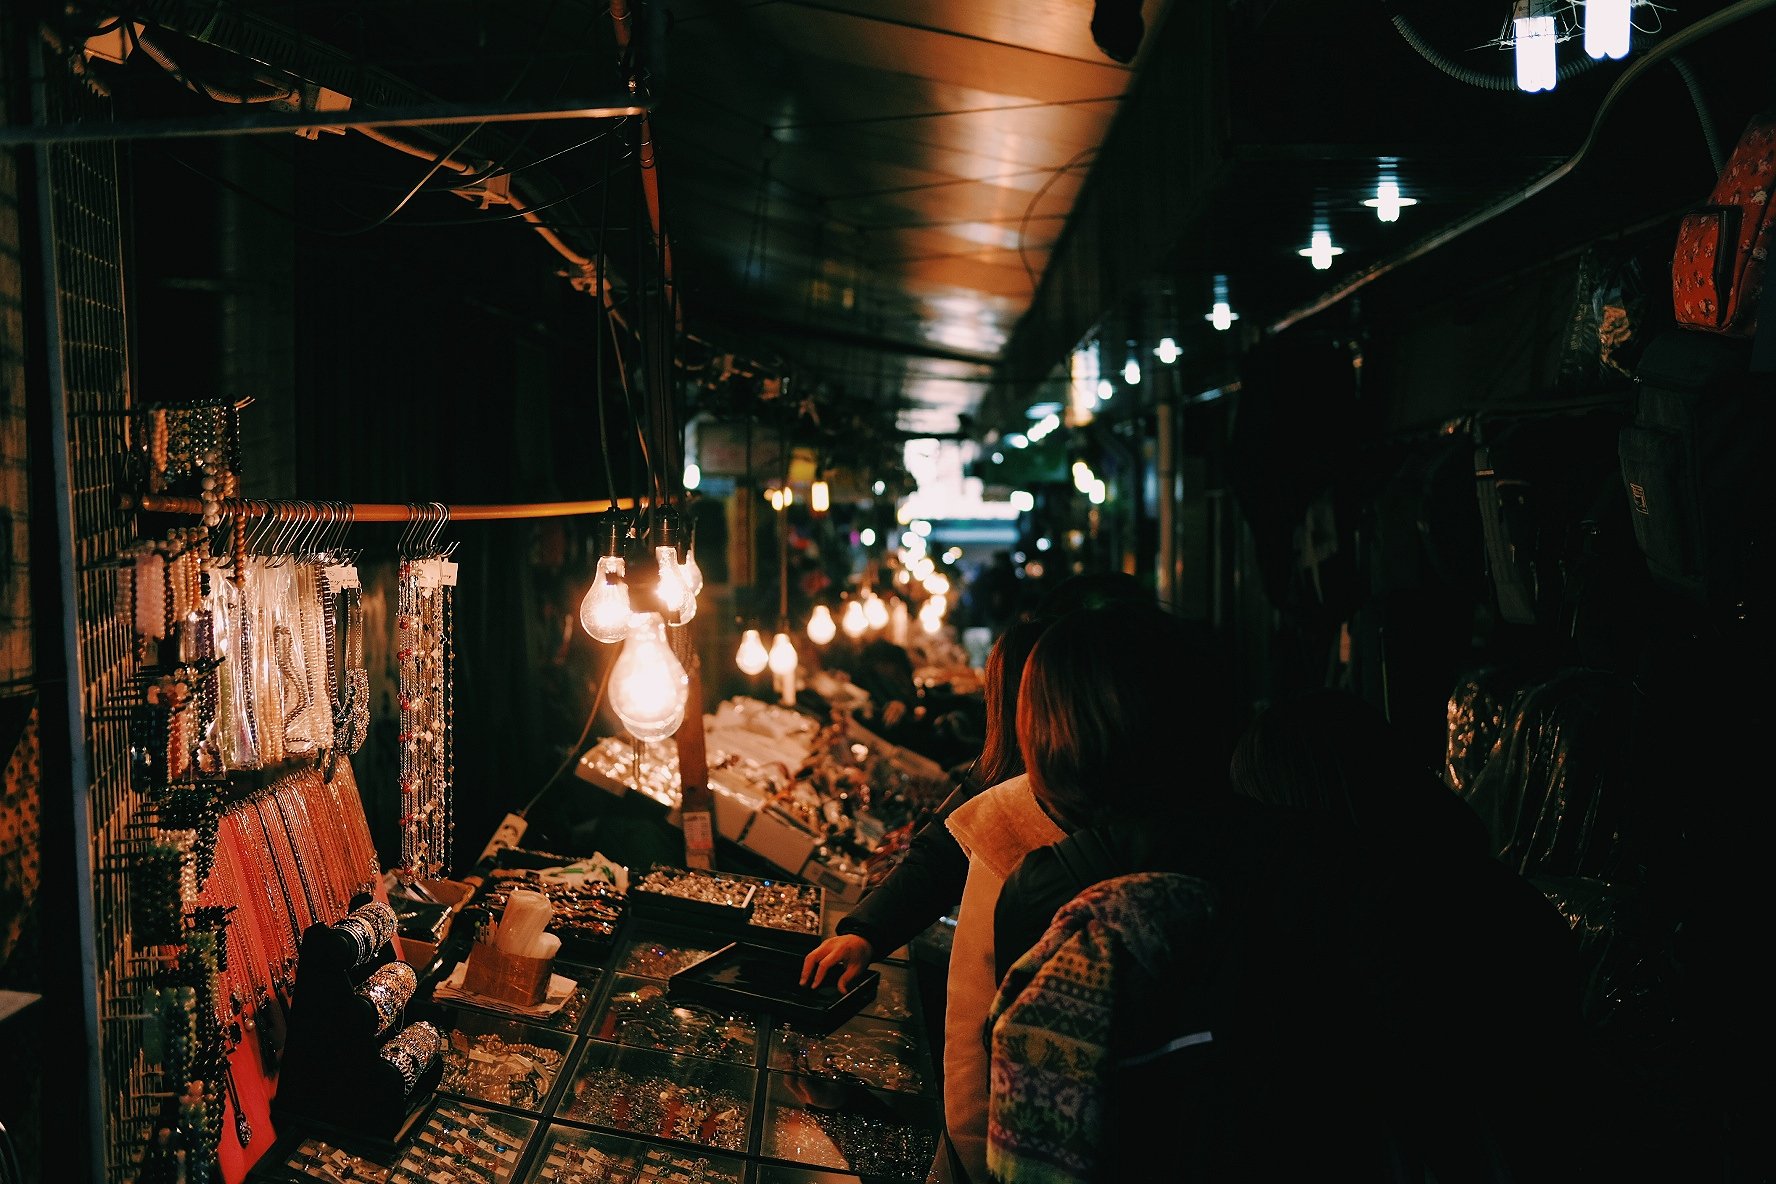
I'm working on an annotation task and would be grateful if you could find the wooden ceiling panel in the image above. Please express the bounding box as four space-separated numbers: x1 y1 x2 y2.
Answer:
749 5 1132 105
790 0 1172 67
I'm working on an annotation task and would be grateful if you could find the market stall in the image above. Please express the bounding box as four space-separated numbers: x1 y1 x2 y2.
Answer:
245 852 943 1184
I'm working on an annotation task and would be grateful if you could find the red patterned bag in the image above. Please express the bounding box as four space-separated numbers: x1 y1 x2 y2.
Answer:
1672 111 1776 336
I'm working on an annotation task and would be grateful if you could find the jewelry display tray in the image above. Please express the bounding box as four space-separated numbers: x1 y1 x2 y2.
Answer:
631 865 827 955
667 941 879 1032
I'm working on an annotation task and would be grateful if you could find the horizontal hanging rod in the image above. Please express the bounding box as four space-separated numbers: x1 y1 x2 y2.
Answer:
0 95 651 146
122 493 655 522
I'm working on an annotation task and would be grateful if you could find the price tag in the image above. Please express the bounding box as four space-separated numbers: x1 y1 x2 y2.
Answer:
440 559 459 588
324 564 360 590
682 810 715 869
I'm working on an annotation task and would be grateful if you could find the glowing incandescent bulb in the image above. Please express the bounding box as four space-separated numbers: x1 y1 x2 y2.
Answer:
768 632 799 676
807 604 837 645
578 556 632 643
864 594 890 631
735 628 769 676
609 612 688 743
654 546 697 624
681 547 705 598
841 598 868 638
811 480 831 513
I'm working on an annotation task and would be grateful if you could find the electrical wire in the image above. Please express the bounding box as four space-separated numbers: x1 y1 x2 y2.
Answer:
1668 54 1724 173
596 141 621 510
1389 10 1609 91
519 655 614 818
1017 146 1096 292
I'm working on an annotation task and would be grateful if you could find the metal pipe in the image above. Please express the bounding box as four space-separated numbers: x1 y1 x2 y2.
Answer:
121 493 651 521
0 95 650 146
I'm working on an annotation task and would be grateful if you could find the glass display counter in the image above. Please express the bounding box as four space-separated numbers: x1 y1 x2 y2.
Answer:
251 868 944 1184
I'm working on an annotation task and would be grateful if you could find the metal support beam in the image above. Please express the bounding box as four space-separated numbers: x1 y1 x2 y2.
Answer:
0 95 649 146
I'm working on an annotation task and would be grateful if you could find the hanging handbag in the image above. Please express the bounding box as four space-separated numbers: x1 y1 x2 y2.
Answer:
1671 110 1776 337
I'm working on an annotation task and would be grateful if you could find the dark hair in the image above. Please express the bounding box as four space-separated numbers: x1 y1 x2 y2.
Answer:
1017 604 1238 827
1229 688 1486 852
1029 570 1151 622
974 620 1048 788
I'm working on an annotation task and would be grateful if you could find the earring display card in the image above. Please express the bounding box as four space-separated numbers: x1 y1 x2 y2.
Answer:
435 1011 577 1113
760 1073 940 1182
593 974 763 1066
669 942 878 1032
768 1013 932 1096
388 1099 536 1184
556 1042 756 1153
522 1124 749 1184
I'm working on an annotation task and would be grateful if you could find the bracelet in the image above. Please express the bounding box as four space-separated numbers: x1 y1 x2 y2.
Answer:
356 960 418 1036
379 1021 441 1096
335 900 399 964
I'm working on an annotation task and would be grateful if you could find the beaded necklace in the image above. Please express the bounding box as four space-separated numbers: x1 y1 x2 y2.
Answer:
225 809 298 984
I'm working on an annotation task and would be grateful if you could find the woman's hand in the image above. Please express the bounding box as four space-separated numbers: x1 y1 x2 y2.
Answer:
800 933 874 992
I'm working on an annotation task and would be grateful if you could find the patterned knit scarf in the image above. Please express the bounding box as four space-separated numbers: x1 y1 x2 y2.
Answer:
985 872 1218 1184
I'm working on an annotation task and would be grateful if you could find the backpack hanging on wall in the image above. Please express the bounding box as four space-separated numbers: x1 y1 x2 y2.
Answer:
1619 110 1776 613
1617 332 1775 610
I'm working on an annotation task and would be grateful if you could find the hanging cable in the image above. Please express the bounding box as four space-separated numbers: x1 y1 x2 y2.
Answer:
595 143 621 509
1668 55 1725 172
519 657 614 817
1389 9 1609 91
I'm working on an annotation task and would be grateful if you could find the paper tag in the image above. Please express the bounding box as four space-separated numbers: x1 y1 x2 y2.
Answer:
440 559 459 588
324 563 360 590
681 810 715 869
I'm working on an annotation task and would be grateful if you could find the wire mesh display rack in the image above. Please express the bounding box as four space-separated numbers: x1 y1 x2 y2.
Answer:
33 37 156 1183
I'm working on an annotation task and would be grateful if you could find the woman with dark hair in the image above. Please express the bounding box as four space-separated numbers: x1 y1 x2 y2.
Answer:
800 619 1047 994
939 602 1239 1184
990 682 1588 1183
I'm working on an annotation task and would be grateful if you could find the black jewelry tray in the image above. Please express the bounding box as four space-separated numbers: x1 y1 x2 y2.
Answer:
668 941 879 1032
631 864 757 928
632 865 827 954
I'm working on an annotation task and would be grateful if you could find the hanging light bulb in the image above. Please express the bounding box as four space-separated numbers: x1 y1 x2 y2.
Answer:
1584 0 1630 59
682 462 701 491
1514 0 1558 92
768 631 799 676
681 546 704 599
609 612 688 743
1121 355 1141 385
736 628 769 675
811 480 830 514
841 597 868 638
654 545 697 624
579 512 632 643
579 555 633 643
864 593 890 631
1362 178 1418 223
807 603 837 645
1298 228 1344 270
1096 378 1113 400
1204 273 1240 331
1153 338 1181 364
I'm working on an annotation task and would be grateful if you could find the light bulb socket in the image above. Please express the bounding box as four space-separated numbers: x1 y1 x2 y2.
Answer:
651 505 683 550
594 510 628 559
